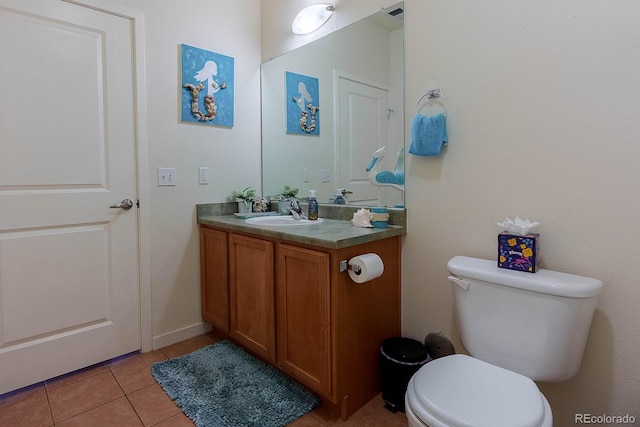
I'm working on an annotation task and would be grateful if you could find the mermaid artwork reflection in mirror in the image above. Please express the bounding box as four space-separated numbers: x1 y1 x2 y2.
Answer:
286 71 320 135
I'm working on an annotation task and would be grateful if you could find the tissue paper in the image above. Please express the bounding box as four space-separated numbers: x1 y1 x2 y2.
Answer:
348 253 384 283
497 216 540 273
496 216 540 236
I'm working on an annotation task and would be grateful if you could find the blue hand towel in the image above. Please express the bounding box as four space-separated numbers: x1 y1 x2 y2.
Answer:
409 113 448 156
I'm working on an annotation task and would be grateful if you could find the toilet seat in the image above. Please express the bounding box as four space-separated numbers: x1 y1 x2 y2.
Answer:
406 354 552 427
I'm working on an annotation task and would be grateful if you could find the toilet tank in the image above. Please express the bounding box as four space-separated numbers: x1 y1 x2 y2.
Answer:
447 256 603 382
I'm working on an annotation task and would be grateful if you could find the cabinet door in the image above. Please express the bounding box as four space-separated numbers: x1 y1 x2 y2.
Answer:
200 227 229 332
229 233 276 363
276 244 331 397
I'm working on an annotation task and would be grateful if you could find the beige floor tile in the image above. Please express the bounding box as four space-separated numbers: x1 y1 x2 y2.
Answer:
45 362 110 391
311 394 388 426
315 396 407 426
0 334 405 427
158 335 216 359
48 371 124 423
56 397 143 427
0 388 53 427
203 330 226 342
150 411 195 427
128 383 181 426
362 406 408 427
287 412 327 426
109 350 168 394
106 351 146 369
0 382 46 409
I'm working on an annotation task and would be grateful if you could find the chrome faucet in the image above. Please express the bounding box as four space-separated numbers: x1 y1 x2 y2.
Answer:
290 199 307 219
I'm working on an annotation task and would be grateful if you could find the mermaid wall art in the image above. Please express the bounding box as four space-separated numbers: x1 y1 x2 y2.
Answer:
181 44 234 127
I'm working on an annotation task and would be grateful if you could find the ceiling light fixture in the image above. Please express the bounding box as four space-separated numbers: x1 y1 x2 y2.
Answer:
291 4 335 35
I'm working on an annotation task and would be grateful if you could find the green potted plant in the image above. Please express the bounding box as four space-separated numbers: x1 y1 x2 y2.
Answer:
231 186 257 213
281 185 299 199
278 185 298 214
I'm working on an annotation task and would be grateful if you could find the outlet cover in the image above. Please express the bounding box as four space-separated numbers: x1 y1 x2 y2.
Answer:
321 168 331 183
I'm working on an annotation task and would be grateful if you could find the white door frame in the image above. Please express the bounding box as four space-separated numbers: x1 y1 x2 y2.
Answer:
63 0 152 352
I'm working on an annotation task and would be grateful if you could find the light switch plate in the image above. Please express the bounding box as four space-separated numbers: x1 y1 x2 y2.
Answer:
158 168 176 186
198 167 209 185
321 168 331 183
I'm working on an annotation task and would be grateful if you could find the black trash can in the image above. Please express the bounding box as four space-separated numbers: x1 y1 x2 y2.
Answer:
379 337 429 413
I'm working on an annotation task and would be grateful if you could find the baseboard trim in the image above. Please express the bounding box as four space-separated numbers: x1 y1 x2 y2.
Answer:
151 321 212 351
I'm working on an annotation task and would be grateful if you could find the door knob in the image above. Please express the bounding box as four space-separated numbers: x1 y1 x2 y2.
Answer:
341 189 353 196
110 199 134 210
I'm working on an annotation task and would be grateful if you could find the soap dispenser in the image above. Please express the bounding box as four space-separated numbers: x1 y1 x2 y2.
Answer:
334 189 346 205
308 190 319 220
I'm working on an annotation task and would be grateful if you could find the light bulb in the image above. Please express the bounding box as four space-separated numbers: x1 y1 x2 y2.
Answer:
292 4 335 35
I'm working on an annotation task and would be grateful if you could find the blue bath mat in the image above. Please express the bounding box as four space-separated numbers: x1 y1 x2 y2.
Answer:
151 340 319 427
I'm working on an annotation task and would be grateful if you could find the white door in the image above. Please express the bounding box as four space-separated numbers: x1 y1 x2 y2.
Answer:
0 0 141 394
337 76 390 206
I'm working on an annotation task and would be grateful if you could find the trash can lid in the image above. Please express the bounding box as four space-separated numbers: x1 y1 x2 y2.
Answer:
381 337 429 364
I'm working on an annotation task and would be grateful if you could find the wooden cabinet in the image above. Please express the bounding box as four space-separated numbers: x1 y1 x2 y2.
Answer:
199 227 229 332
331 237 401 418
228 233 276 363
276 244 331 396
199 225 401 420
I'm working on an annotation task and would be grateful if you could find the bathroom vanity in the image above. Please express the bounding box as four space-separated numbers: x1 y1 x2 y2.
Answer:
197 204 405 419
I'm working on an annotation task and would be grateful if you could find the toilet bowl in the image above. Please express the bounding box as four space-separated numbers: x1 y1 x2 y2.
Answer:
405 355 552 427
404 256 602 427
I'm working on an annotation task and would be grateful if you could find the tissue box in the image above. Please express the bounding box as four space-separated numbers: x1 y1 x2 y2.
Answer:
498 232 540 273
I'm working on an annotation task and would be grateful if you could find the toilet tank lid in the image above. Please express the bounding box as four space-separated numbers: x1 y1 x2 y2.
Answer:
448 256 603 298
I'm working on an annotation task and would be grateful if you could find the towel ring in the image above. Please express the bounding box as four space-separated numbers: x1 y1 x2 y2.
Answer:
416 89 447 117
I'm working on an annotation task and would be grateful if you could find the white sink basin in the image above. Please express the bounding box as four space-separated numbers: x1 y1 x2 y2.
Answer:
245 216 324 226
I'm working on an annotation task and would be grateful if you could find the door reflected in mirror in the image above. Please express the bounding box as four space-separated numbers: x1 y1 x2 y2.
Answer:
261 3 404 207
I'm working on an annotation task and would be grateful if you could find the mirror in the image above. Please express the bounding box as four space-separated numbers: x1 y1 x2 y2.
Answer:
261 3 404 207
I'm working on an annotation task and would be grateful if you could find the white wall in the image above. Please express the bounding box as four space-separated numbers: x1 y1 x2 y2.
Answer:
403 1 640 421
261 0 640 423
107 0 262 347
261 0 393 62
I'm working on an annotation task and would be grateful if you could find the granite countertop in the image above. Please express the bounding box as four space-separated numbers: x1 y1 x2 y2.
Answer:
197 203 406 250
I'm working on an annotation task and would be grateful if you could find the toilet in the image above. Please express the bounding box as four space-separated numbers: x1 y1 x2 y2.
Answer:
405 256 603 427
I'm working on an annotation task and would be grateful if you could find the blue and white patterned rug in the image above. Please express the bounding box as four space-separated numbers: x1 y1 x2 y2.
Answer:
151 340 319 427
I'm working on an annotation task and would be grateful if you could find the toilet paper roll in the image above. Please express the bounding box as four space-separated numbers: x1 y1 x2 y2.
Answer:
348 253 384 283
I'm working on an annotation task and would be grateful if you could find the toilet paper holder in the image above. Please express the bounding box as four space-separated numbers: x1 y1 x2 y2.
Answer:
339 260 362 274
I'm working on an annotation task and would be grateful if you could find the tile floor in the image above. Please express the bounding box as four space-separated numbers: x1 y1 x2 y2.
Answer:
0 332 408 426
